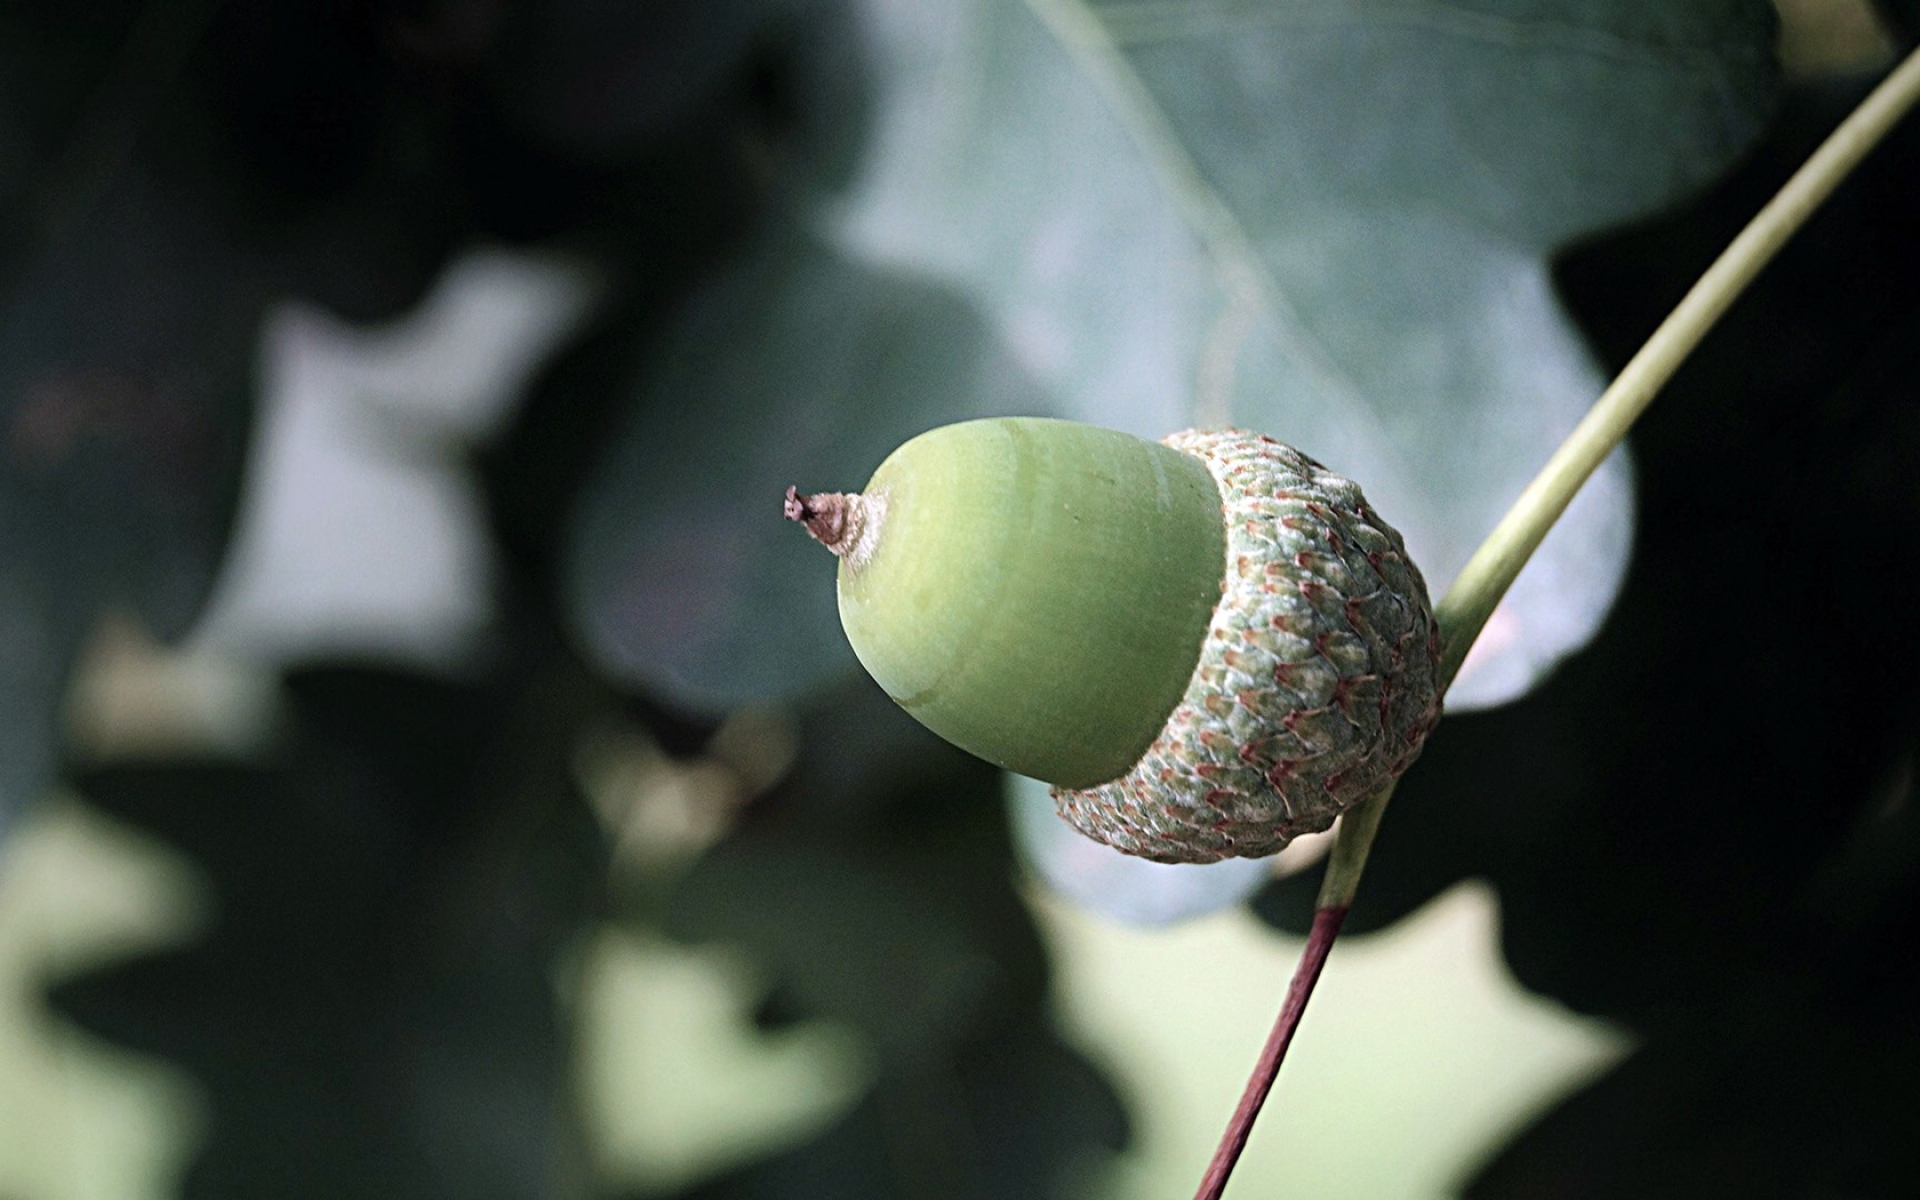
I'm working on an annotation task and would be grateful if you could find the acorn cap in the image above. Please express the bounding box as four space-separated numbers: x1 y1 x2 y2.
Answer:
1050 428 1441 862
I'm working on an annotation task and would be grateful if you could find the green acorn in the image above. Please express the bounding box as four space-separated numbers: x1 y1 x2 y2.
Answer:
787 417 1442 864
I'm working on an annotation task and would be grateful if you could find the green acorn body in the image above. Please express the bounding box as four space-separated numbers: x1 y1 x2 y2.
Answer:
789 417 1442 864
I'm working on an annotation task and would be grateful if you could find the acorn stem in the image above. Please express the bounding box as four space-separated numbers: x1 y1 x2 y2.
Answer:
1196 44 1920 1200
1193 905 1347 1200
1314 780 1396 911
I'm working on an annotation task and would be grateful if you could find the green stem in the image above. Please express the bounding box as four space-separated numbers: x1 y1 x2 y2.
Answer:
1313 779 1397 910
1317 43 1920 913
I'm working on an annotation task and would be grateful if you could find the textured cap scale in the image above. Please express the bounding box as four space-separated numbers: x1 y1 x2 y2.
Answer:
1052 429 1443 863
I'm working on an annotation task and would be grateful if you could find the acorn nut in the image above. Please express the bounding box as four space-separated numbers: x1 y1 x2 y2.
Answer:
788 417 1443 864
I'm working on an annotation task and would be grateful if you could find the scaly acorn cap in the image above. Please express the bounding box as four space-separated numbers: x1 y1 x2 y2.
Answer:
789 417 1442 864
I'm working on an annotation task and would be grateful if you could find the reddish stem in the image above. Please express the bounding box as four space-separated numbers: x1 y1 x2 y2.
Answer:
1193 905 1349 1200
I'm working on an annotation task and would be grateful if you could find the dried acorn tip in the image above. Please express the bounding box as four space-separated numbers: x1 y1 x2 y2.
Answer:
784 486 880 569
784 486 852 552
792 417 1443 866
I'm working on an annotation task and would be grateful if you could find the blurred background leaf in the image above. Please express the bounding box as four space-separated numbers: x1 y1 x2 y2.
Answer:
52 657 609 1200
566 0 1785 717
824 0 1779 711
0 0 479 833
646 673 1132 1199
1256 64 1920 1194
564 223 1050 708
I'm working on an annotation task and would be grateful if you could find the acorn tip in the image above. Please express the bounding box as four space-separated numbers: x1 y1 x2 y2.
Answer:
785 487 863 556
